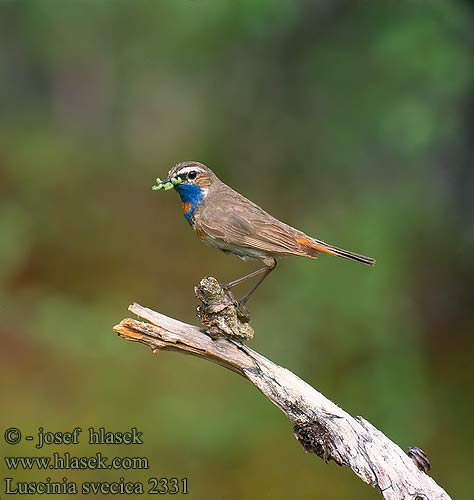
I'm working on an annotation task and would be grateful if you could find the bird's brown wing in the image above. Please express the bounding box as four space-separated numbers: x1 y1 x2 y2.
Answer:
196 182 375 264
198 186 309 256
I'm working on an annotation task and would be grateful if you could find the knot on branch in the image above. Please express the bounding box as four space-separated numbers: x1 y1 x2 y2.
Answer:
407 446 431 474
292 421 343 466
195 276 254 341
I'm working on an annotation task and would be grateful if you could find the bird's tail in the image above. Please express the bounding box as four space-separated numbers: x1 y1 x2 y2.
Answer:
297 236 375 265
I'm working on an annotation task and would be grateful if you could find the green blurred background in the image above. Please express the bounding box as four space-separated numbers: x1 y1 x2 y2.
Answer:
1 1 473 498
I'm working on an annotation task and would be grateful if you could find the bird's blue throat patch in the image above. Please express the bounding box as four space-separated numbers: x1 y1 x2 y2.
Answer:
175 183 204 220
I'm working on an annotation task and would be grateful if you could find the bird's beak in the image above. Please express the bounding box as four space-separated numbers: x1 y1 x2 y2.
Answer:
152 175 184 191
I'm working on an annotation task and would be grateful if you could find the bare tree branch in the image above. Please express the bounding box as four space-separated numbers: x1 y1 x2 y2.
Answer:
113 280 451 500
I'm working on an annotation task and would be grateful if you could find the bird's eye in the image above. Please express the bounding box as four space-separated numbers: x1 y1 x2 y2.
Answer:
187 170 197 180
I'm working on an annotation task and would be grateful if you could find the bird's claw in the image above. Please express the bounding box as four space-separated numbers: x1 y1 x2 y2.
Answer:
235 300 252 323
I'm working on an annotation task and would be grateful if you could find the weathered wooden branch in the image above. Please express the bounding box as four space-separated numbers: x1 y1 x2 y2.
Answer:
113 278 451 500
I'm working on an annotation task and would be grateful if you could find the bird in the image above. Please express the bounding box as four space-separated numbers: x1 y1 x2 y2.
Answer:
153 161 375 306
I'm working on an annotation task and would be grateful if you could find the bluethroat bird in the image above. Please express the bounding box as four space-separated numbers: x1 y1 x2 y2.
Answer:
153 161 375 305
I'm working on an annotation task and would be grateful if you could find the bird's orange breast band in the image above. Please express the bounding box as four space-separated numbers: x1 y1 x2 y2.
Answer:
182 201 193 215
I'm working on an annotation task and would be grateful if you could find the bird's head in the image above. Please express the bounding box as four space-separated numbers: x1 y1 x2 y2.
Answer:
152 161 217 219
154 161 216 191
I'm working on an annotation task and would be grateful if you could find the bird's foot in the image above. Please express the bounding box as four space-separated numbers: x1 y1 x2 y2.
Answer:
219 281 233 292
235 299 252 323
219 284 252 323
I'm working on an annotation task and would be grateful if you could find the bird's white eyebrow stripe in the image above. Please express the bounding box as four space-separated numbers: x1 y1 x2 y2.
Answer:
174 166 205 176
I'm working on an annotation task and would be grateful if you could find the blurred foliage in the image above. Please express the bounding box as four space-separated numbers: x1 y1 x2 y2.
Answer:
1 1 473 499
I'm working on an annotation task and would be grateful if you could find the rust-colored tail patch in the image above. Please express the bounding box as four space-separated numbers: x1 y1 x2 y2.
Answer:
296 235 375 265
296 236 337 256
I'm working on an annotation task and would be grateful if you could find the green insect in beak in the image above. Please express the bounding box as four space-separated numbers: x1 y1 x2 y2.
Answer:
152 176 184 191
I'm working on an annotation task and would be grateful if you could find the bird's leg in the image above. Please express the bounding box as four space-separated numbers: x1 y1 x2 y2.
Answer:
222 257 277 305
223 266 269 289
221 268 269 323
239 258 277 305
